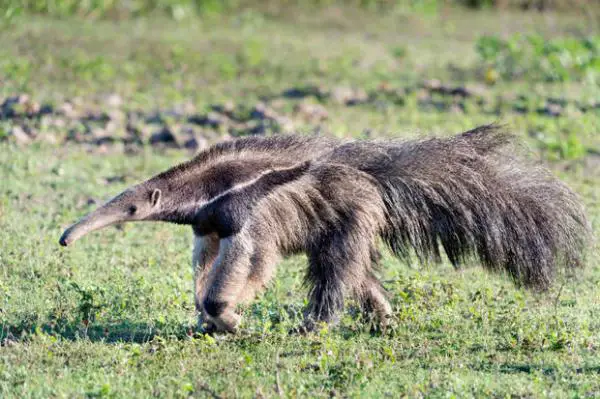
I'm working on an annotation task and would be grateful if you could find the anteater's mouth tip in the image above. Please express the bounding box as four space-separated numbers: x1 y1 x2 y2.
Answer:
59 233 71 247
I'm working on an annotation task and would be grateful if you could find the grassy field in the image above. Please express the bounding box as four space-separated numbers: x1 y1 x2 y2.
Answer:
1 3 599 397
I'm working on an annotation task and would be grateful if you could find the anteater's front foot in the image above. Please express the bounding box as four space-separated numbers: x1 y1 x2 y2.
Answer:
198 313 240 334
202 298 242 333
209 312 241 333
197 314 218 335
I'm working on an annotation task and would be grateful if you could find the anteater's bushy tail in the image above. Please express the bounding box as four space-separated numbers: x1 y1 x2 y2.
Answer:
370 125 590 289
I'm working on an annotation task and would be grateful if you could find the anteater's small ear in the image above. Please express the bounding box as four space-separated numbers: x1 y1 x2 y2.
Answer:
151 188 162 208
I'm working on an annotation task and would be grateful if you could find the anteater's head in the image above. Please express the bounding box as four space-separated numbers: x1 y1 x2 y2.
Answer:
59 157 312 247
59 184 163 247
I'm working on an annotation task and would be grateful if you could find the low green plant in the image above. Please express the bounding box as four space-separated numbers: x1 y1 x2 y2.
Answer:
476 33 600 83
536 130 587 161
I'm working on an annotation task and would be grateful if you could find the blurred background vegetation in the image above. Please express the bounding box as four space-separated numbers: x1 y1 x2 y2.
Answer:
1 0 599 20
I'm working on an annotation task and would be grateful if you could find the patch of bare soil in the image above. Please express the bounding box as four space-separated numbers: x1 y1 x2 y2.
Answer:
2 83 597 152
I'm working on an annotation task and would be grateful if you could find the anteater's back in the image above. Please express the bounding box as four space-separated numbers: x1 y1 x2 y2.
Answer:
321 125 590 289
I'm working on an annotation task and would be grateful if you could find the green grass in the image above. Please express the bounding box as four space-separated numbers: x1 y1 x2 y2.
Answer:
1 3 599 397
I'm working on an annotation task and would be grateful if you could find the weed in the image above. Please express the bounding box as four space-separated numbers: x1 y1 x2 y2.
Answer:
476 33 600 83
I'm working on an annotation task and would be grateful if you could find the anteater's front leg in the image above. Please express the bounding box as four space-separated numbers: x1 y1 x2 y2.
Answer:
192 232 220 332
303 239 352 331
202 234 254 333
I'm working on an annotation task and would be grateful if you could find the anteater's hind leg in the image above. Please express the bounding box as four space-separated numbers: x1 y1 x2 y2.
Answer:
192 233 220 332
202 234 254 333
302 230 374 332
359 276 392 329
354 248 392 329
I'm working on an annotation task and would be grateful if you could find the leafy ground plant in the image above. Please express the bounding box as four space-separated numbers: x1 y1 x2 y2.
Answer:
476 33 600 83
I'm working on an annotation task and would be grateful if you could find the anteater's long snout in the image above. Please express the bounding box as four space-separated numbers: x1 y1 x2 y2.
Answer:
59 207 125 247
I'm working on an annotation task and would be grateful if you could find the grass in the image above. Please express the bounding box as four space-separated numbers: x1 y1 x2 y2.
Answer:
0 3 599 397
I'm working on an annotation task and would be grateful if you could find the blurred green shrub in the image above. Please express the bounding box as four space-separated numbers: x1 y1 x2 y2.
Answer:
476 34 600 83
537 130 587 160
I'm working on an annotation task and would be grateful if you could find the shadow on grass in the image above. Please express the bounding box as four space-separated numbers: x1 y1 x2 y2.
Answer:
1 317 385 345
2 303 394 345
470 361 600 375
1 319 194 344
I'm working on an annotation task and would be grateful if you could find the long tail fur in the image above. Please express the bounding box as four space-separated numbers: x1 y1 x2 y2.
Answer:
329 125 590 289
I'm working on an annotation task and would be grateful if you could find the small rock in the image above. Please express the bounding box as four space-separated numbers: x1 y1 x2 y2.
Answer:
1 96 19 118
465 84 487 98
66 127 85 143
275 116 294 133
75 197 98 208
11 125 31 145
177 101 197 115
423 80 474 98
104 120 120 135
145 111 165 125
206 112 227 128
539 103 563 117
39 132 58 145
94 136 117 146
23 99 41 116
331 86 354 105
90 126 107 139
83 111 110 123
149 127 179 148
39 104 54 115
252 103 281 121
282 86 322 99
184 136 208 152
188 112 227 128
211 101 235 118
184 137 199 151
1 94 40 118
294 102 329 122
269 98 286 110
60 102 79 119
423 79 442 90
239 120 266 135
104 176 126 184
94 144 111 154
105 93 122 108
346 88 368 105
108 109 126 123
449 103 464 114
330 86 369 105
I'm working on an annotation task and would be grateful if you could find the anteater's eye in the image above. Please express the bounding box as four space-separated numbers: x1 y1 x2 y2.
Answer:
128 205 137 215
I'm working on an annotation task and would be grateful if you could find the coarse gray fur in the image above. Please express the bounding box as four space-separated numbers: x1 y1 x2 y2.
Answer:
59 125 591 333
